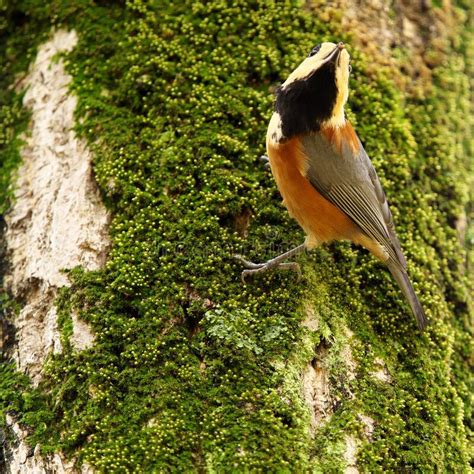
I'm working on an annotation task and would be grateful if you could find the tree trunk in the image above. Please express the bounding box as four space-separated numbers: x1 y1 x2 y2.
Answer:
1 1 472 472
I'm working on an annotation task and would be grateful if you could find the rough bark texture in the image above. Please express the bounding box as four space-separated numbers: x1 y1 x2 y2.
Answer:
1 29 108 473
4 29 109 385
0 1 472 472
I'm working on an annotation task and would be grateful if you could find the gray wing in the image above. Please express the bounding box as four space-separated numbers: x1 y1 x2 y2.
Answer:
300 132 406 270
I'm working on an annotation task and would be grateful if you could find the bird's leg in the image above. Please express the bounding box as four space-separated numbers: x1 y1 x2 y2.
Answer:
234 243 306 282
259 155 270 168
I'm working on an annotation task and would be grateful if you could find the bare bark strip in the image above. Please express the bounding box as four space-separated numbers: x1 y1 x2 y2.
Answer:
4 30 110 385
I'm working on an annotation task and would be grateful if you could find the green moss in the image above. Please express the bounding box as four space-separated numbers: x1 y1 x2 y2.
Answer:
0 2 55 215
0 0 472 472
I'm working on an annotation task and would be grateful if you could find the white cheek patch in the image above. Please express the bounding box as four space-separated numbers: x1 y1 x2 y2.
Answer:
267 112 284 144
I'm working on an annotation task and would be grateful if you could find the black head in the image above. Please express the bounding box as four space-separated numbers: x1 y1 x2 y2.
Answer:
272 42 350 141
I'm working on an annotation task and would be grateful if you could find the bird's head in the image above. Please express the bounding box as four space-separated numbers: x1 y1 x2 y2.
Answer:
270 42 351 143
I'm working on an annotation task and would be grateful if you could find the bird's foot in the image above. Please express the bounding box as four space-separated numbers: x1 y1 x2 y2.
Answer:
234 254 301 282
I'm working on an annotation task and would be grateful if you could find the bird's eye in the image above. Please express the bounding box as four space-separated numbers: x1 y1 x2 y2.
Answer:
348 64 353 73
308 44 321 57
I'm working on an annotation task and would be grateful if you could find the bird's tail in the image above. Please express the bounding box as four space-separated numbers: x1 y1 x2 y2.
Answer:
387 263 428 331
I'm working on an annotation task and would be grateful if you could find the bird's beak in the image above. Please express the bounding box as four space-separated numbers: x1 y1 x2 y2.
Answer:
322 42 345 65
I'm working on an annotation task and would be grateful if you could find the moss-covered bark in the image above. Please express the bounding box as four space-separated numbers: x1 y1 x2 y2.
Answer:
1 1 472 472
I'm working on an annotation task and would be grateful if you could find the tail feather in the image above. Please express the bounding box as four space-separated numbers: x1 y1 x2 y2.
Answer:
388 263 428 331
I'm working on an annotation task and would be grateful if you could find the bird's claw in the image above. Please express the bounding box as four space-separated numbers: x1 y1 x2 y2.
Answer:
234 255 301 283
278 262 302 280
233 254 265 269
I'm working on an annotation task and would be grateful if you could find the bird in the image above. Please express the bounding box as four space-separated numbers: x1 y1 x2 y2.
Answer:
235 42 428 330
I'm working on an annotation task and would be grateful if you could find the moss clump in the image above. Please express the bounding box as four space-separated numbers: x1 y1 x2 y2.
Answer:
0 0 472 471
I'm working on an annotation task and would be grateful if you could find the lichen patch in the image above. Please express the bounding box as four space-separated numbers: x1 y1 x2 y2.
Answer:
302 343 333 432
302 304 320 332
71 311 95 352
371 357 392 383
4 414 93 474
343 435 359 473
358 413 375 440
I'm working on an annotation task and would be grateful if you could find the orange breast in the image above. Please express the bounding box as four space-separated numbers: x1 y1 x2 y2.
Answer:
267 137 361 249
320 121 360 154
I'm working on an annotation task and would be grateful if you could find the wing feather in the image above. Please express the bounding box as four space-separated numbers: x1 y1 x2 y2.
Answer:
300 129 406 270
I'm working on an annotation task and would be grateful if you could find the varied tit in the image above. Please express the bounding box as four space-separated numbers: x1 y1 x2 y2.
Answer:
236 42 427 330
